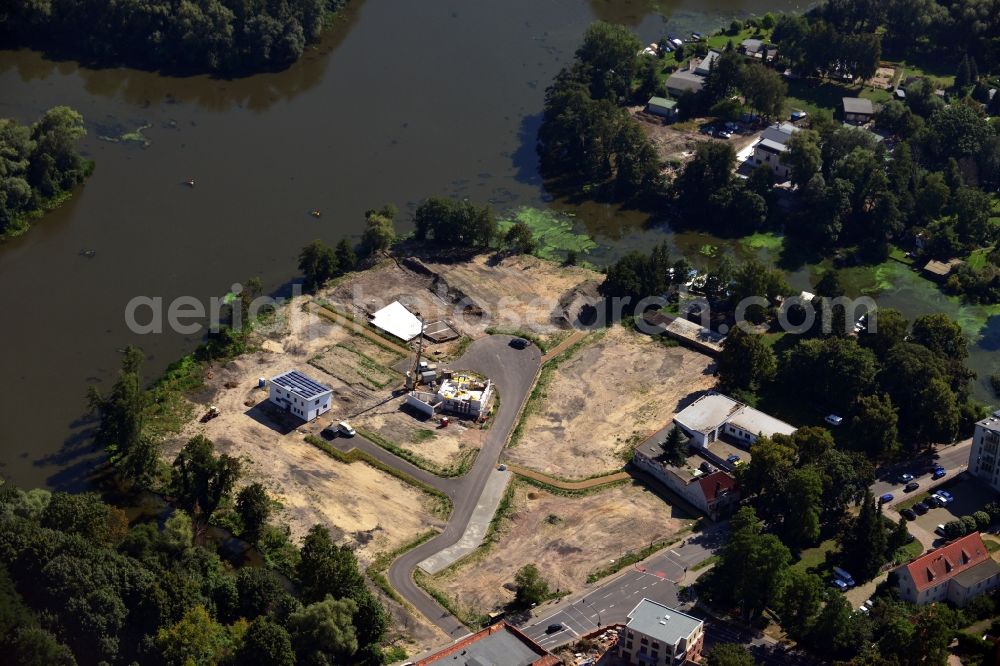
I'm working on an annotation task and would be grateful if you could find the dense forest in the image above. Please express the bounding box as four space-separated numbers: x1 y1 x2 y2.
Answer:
0 0 348 73
0 107 91 240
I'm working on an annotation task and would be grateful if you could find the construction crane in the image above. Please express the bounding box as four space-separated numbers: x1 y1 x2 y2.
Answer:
405 313 425 390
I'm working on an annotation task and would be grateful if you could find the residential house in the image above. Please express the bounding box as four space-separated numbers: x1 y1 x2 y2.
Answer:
894 532 1000 606
666 69 705 96
741 38 765 58
695 50 721 76
618 599 705 666
842 96 875 124
646 96 679 121
267 370 333 422
969 410 1000 492
414 622 560 666
672 392 796 448
751 122 800 179
922 258 964 282
632 436 740 519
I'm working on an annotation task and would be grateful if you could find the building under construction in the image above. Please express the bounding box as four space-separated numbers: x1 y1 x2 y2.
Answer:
405 371 494 420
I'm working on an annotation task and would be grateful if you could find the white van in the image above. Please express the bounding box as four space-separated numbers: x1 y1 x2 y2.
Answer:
337 421 356 437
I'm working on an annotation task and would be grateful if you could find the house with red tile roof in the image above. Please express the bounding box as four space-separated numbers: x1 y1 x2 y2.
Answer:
413 622 560 666
894 532 1000 606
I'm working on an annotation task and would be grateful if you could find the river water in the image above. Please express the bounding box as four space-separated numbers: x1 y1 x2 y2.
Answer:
4 0 992 492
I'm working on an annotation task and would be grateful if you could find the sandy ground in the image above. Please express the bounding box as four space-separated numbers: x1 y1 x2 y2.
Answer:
631 110 759 176
164 298 445 563
505 326 716 479
353 394 483 469
434 481 692 615
322 255 602 350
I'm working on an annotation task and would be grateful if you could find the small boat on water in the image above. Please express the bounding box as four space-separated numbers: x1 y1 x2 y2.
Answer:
184 178 195 187
310 210 321 218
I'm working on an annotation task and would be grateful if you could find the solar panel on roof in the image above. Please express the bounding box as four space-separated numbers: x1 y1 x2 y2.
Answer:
269 370 331 400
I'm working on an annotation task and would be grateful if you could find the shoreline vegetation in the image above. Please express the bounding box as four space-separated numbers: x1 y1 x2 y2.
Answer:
0 106 92 242
0 0 350 75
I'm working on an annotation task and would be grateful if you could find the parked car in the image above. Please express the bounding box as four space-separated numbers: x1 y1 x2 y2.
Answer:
830 578 849 592
898 473 914 484
699 461 715 474
825 414 843 426
904 481 920 492
913 502 929 515
927 494 944 508
717 130 732 139
935 524 947 537
832 567 856 587
932 467 947 479
546 624 563 634
509 337 530 349
726 454 741 464
937 490 954 503
337 421 356 437
879 493 894 504
900 508 917 520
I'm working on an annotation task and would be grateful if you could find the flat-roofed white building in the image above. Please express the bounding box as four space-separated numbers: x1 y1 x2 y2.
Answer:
673 392 796 447
268 370 333 421
619 599 704 666
969 410 1000 491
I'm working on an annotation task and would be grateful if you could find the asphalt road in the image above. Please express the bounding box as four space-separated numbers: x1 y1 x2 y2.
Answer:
386 335 542 637
872 438 971 500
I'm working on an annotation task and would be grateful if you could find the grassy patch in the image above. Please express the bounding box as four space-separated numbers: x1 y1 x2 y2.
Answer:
368 530 439 607
356 427 477 478
791 538 838 575
516 474 630 498
507 331 601 448
497 207 597 263
741 232 784 252
413 569 488 629
411 429 436 444
304 435 452 519
891 538 924 565
691 554 719 572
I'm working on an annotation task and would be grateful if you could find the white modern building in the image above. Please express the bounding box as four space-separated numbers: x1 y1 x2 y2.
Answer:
673 392 796 448
969 410 1000 491
751 122 800 180
618 599 704 666
268 370 333 421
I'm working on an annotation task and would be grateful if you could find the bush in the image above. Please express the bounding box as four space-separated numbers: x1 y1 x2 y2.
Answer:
961 515 978 534
973 511 992 530
986 501 1000 519
991 373 1000 397
944 520 966 539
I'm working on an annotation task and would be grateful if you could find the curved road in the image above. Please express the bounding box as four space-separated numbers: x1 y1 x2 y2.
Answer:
382 335 542 636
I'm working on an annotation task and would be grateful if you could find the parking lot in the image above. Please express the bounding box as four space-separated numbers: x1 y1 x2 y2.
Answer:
911 475 997 537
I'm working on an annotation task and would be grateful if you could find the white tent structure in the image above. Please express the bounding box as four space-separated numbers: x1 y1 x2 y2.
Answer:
371 301 423 341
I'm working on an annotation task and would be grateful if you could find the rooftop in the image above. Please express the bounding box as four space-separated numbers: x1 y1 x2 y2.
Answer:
727 406 797 438
900 532 992 593
695 50 721 74
674 393 743 434
416 623 559 666
269 370 332 400
978 411 1000 435
625 598 703 647
952 558 1000 589
842 97 875 115
760 122 800 146
666 69 705 92
648 96 678 109
757 138 787 154
741 38 764 53
371 300 423 341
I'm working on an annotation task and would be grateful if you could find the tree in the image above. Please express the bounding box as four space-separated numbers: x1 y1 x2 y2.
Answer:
235 617 294 666
809 590 866 659
850 393 900 460
928 104 991 160
155 605 236 666
504 220 537 255
741 63 787 120
574 21 642 101
783 467 823 549
717 326 777 393
703 49 744 105
333 239 357 273
236 483 271 545
858 308 908 358
840 492 888 582
777 569 824 639
730 258 790 325
298 240 338 291
87 346 159 488
816 450 874 519
973 510 991 530
169 435 241 527
661 427 688 467
361 206 396 255
955 54 972 89
706 643 754 666
288 596 358 664
513 564 550 607
781 338 877 415
739 437 796 521
297 525 366 605
952 186 995 248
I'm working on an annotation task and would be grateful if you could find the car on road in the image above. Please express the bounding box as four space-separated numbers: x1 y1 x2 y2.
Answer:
830 578 849 591
546 623 563 634
825 414 843 426
913 502 929 515
509 337 530 349
900 508 917 520
932 467 947 479
879 493 894 504
898 473 915 484
337 421 356 437
726 454 741 464
904 481 920 492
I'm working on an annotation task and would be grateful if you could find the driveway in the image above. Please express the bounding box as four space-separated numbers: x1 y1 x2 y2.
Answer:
386 335 542 637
